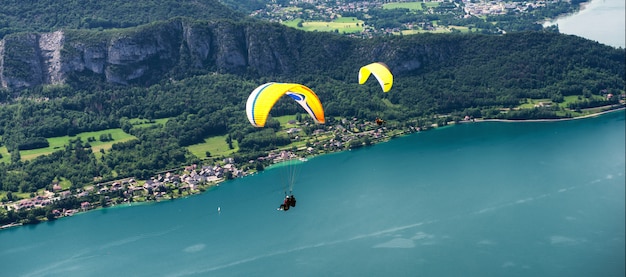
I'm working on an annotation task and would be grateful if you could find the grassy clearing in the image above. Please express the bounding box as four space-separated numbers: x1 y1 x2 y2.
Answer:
57 178 72 190
518 95 606 110
20 128 137 161
282 19 300 28
129 117 170 128
400 28 450 34
383 1 439 10
14 118 170 161
400 24 471 35
274 115 299 127
333 17 361 23
283 17 363 33
187 115 306 159
0 146 9 164
91 137 138 160
447 25 471 32
186 135 239 159
518 98 551 109
383 1 425 10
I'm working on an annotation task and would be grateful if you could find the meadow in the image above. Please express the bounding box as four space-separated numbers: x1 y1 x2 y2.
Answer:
383 1 440 10
19 129 137 161
12 118 175 162
186 135 239 160
283 17 363 34
518 95 606 109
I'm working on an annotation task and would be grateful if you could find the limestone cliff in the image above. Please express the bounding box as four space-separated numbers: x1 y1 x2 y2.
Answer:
0 18 432 89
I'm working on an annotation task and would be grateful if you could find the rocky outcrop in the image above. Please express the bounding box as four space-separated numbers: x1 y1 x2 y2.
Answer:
0 18 432 89
1 33 45 88
39 31 65 85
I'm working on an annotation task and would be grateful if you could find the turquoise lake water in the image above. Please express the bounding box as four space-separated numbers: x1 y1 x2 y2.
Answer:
544 0 625 48
1 111 624 277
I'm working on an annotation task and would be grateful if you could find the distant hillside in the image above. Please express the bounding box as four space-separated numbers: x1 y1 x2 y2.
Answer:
0 0 244 38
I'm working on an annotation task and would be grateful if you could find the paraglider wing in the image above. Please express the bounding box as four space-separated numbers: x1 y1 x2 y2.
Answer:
246 82 325 127
358 62 394 92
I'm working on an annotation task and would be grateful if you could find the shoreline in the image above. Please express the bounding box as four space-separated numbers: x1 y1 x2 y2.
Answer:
1 107 624 231
542 0 594 26
461 106 625 124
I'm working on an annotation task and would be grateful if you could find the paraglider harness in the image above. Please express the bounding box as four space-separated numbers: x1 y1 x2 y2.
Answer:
278 193 297 211
375 118 386 126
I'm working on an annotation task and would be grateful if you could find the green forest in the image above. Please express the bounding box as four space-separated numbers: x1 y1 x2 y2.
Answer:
0 0 624 225
0 0 243 38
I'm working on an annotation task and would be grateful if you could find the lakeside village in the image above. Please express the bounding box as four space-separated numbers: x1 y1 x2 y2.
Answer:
3 94 625 229
1 117 418 229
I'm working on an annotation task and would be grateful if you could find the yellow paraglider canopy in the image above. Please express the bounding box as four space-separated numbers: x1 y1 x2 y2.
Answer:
246 82 325 128
358 62 393 92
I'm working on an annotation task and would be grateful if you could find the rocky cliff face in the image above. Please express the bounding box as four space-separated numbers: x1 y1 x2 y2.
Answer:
0 19 431 89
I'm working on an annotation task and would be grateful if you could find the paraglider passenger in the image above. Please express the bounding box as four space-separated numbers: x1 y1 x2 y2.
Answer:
279 195 290 211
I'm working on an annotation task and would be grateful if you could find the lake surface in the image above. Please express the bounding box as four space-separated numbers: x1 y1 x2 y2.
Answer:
544 0 625 48
1 110 624 277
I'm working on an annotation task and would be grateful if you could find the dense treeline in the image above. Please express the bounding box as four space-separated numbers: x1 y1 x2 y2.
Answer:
0 0 242 38
17 137 49 151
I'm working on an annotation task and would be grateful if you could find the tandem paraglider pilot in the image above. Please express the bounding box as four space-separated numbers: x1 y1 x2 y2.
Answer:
278 195 297 211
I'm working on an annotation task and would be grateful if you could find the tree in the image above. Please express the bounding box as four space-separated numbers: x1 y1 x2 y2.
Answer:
46 210 56 221
551 93 564 103
100 196 108 207
226 134 234 150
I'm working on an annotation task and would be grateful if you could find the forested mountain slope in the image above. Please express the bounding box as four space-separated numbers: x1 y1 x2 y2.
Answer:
0 0 243 38
0 2 623 198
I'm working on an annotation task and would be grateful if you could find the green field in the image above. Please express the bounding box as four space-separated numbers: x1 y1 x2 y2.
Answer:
187 115 308 159
15 118 172 161
274 114 299 127
0 146 9 164
518 95 605 110
383 1 439 10
20 128 137 161
186 135 239 159
400 24 471 35
400 29 448 34
283 17 363 34
514 95 616 118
